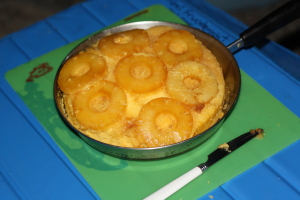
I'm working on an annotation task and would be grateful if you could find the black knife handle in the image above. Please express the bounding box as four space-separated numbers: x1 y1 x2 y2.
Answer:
240 0 300 48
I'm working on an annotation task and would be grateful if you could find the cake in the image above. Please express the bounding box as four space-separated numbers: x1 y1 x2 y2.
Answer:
57 25 226 148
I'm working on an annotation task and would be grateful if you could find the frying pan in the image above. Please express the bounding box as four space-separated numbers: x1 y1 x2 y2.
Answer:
54 0 300 159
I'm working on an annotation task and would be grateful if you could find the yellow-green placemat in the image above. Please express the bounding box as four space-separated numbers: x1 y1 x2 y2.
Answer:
5 5 300 200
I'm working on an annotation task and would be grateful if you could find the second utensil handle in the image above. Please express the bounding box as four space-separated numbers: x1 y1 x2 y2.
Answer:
143 167 203 200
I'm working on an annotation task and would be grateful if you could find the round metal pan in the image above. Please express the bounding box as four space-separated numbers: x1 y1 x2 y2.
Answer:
54 0 299 159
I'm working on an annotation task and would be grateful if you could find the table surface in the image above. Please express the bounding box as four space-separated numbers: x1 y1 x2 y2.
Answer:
1 0 300 199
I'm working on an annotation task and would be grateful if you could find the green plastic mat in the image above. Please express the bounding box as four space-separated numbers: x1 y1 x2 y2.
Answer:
5 5 300 200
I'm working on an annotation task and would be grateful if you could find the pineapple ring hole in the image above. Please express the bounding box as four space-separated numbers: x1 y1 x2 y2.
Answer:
113 35 133 44
89 93 111 113
155 112 178 132
183 76 201 90
70 63 90 78
130 62 152 79
168 39 188 54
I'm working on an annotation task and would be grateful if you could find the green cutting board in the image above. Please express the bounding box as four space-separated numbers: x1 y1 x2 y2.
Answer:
5 5 300 200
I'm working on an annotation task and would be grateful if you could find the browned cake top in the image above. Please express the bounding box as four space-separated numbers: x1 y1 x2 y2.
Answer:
58 26 225 148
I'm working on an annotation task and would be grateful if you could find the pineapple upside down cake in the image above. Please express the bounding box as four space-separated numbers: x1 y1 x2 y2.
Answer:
57 26 225 148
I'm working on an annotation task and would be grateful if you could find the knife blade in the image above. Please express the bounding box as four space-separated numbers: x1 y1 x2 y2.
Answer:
143 128 264 200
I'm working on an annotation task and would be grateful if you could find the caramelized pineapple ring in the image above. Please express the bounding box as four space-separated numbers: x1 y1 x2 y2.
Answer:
138 98 193 147
97 29 149 60
166 61 218 104
73 80 127 130
146 26 174 43
115 54 167 93
153 30 203 67
58 53 106 94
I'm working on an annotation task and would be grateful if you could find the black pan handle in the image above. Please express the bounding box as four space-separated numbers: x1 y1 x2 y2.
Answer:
228 0 300 53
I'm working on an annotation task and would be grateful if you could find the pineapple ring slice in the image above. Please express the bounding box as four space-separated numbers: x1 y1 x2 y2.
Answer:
73 80 127 130
138 97 193 147
115 54 167 93
58 53 107 94
97 29 149 60
146 25 174 43
153 29 203 68
166 61 219 104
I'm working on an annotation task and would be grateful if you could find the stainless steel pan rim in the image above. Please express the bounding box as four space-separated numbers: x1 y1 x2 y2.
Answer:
54 21 241 160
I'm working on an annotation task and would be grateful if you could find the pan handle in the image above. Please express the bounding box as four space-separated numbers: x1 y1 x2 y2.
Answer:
228 0 300 53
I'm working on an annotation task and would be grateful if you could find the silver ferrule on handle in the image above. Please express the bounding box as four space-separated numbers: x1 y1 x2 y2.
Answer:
198 163 209 172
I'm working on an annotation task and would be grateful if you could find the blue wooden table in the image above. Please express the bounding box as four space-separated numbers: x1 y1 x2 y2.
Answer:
1 0 300 199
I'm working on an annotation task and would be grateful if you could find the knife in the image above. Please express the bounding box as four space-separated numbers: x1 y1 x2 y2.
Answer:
143 128 264 200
